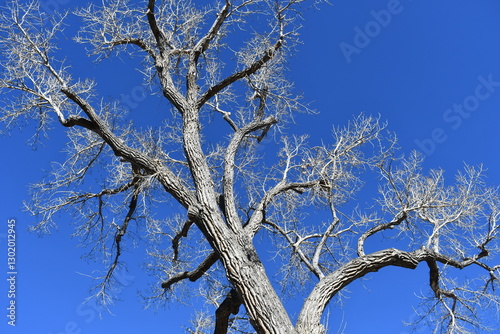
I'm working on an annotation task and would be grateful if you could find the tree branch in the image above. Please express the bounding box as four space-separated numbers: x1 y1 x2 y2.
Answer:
187 2 231 101
223 116 278 230
161 251 219 289
172 219 194 261
92 174 141 305
357 211 407 256
105 183 139 283
60 114 97 130
264 219 321 278
194 2 231 57
311 203 341 278
196 32 285 109
60 87 194 209
426 258 457 299
192 1 231 64
211 95 239 132
106 37 157 60
146 0 172 54
245 180 318 236
297 247 499 332
214 288 242 334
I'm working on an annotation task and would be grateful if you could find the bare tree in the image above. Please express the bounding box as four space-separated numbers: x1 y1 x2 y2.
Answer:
1 1 499 333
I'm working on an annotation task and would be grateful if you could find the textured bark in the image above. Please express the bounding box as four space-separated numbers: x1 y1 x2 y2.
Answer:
181 98 294 333
214 289 241 334
296 249 424 332
3 2 499 333
223 249 295 334
205 229 296 334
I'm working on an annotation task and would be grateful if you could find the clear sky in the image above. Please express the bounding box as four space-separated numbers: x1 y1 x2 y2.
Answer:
1 0 500 333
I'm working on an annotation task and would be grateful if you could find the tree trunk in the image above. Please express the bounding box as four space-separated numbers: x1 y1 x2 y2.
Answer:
181 105 295 333
216 233 296 334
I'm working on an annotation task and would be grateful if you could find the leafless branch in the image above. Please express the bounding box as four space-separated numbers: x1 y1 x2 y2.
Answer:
1 1 498 333
161 251 219 289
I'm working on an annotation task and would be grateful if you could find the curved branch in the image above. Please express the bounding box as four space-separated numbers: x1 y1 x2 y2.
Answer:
106 37 157 60
223 116 278 230
297 247 499 332
357 211 407 256
172 219 194 261
60 114 97 130
60 87 194 209
212 95 239 132
161 251 219 289
426 258 456 299
245 180 318 236
297 248 423 332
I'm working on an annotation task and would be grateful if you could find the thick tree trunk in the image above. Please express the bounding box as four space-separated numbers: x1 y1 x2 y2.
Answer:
212 232 296 334
181 106 295 333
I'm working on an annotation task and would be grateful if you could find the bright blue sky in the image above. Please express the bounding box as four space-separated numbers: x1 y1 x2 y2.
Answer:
2 0 500 333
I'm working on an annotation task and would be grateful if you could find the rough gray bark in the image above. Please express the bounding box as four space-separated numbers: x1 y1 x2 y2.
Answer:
214 289 241 334
0 1 499 334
